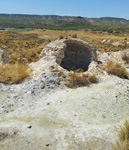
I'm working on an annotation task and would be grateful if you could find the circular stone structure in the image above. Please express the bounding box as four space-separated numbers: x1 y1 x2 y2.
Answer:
40 38 97 72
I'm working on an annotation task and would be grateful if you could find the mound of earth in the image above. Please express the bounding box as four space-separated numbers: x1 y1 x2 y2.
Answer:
0 39 129 150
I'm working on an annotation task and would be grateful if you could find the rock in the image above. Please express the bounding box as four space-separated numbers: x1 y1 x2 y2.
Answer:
106 40 111 43
101 39 106 43
40 83 45 89
27 125 32 129
0 46 9 64
40 38 97 72
112 41 121 46
26 91 31 94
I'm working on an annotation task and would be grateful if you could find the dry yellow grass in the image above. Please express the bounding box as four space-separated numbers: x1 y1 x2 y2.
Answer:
105 61 129 79
24 29 129 52
1 30 129 65
0 63 29 84
113 121 129 150
0 31 44 64
67 72 98 88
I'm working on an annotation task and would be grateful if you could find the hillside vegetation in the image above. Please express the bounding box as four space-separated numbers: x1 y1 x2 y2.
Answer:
0 14 129 32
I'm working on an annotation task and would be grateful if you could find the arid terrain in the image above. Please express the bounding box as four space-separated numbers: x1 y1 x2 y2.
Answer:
1 29 129 64
0 30 129 150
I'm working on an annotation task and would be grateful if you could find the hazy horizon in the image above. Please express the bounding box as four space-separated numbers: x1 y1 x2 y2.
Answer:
1 0 129 19
0 13 129 20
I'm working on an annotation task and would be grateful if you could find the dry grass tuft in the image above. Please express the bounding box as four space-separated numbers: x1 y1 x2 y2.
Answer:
74 68 84 73
71 34 78 38
113 121 129 150
59 35 64 39
67 72 98 88
0 63 29 84
105 61 129 79
121 53 129 63
88 74 99 83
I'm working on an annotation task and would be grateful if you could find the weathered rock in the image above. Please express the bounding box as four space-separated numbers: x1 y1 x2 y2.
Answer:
101 39 106 43
106 39 111 43
40 38 97 72
0 46 9 64
112 41 121 46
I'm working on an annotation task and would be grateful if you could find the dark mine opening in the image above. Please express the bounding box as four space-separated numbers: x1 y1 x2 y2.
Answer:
60 43 91 71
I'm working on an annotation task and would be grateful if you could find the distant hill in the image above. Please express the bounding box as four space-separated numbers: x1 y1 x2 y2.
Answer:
88 17 129 29
89 17 129 24
0 14 129 32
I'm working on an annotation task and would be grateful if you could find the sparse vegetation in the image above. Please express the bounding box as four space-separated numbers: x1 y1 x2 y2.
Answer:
105 60 129 79
0 63 29 84
71 34 77 38
67 71 98 88
59 35 64 39
1 30 129 66
121 53 129 63
74 68 84 73
0 32 44 64
23 29 129 53
113 121 129 150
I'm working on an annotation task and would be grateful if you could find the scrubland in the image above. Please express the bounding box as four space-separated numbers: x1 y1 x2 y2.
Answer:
0 29 129 84
0 30 129 64
0 29 129 149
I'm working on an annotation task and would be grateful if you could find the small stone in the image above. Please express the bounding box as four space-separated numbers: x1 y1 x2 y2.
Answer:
27 125 32 129
40 84 45 89
46 144 49 146
31 90 35 94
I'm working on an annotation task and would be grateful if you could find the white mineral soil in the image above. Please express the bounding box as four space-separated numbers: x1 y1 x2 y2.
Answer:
0 75 129 150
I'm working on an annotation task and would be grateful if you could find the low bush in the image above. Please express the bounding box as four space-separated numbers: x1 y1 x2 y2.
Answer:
0 63 29 84
59 35 64 39
105 61 129 79
67 72 98 88
113 121 129 150
121 53 129 63
71 34 77 38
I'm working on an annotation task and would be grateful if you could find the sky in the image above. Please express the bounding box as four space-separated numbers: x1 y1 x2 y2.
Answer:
0 0 129 19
